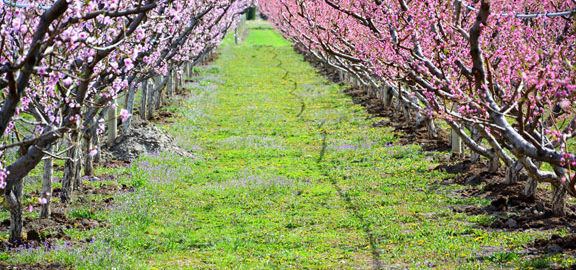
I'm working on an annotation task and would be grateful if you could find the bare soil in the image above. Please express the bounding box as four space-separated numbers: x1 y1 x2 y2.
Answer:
0 172 134 254
105 116 195 162
0 262 69 270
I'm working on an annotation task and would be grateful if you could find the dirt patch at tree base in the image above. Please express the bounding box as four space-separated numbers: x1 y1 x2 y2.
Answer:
528 234 576 256
105 116 195 162
0 174 134 254
437 160 576 265
343 88 451 153
0 211 107 250
0 262 69 270
433 160 576 232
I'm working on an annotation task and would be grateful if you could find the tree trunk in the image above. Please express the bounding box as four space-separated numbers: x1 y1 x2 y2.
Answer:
161 73 170 106
83 135 93 176
469 127 483 163
505 161 522 185
73 147 83 190
488 151 501 173
552 184 566 216
40 145 53 219
123 83 137 134
93 131 101 163
147 79 156 119
7 181 23 242
155 76 163 110
167 70 173 98
108 101 117 145
173 71 179 94
451 128 462 156
61 132 80 203
524 177 538 197
426 118 437 139
383 87 393 107
523 160 541 198
140 80 148 120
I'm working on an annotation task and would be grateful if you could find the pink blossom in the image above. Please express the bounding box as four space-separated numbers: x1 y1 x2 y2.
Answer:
63 77 73 86
124 58 134 70
120 109 132 122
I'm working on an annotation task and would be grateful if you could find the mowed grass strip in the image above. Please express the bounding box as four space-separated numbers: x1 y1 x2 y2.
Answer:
5 21 568 269
144 23 554 269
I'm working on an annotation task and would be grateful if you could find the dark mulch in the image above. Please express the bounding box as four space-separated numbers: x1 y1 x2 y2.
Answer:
0 172 135 254
0 262 69 270
0 211 107 249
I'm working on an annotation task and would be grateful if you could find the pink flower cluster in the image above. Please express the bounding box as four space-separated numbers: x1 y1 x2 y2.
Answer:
260 0 576 195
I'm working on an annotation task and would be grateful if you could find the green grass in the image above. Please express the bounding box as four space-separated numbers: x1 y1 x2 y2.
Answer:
2 21 574 269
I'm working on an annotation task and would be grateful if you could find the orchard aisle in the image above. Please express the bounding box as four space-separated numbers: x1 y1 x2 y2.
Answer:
69 22 546 269
139 22 538 269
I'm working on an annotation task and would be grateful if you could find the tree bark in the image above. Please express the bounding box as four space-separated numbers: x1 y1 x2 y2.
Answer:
505 161 523 185
154 76 163 110
425 118 437 139
167 70 174 97
108 101 117 144
524 161 540 197
123 82 138 134
147 78 156 119
469 127 483 163
140 80 148 120
40 145 53 219
93 131 101 163
552 184 566 216
83 135 93 176
488 150 501 173
383 87 393 107
180 68 185 87
61 132 80 203
7 181 23 242
524 177 538 197
73 147 83 190
451 128 462 156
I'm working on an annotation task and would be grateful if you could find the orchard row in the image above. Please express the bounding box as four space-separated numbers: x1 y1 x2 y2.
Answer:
0 0 252 243
259 0 576 214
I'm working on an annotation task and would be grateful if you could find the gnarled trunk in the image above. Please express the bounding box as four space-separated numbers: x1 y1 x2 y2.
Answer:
61 132 80 203
552 184 566 216
83 134 94 176
523 160 541 197
469 127 483 163
505 161 523 185
6 181 23 242
488 150 501 173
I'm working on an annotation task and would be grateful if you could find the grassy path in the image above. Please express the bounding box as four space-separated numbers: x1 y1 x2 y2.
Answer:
9 22 555 269
145 22 551 269
136 22 545 269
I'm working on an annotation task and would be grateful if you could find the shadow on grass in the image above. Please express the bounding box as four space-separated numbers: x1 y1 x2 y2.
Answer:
316 132 383 269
